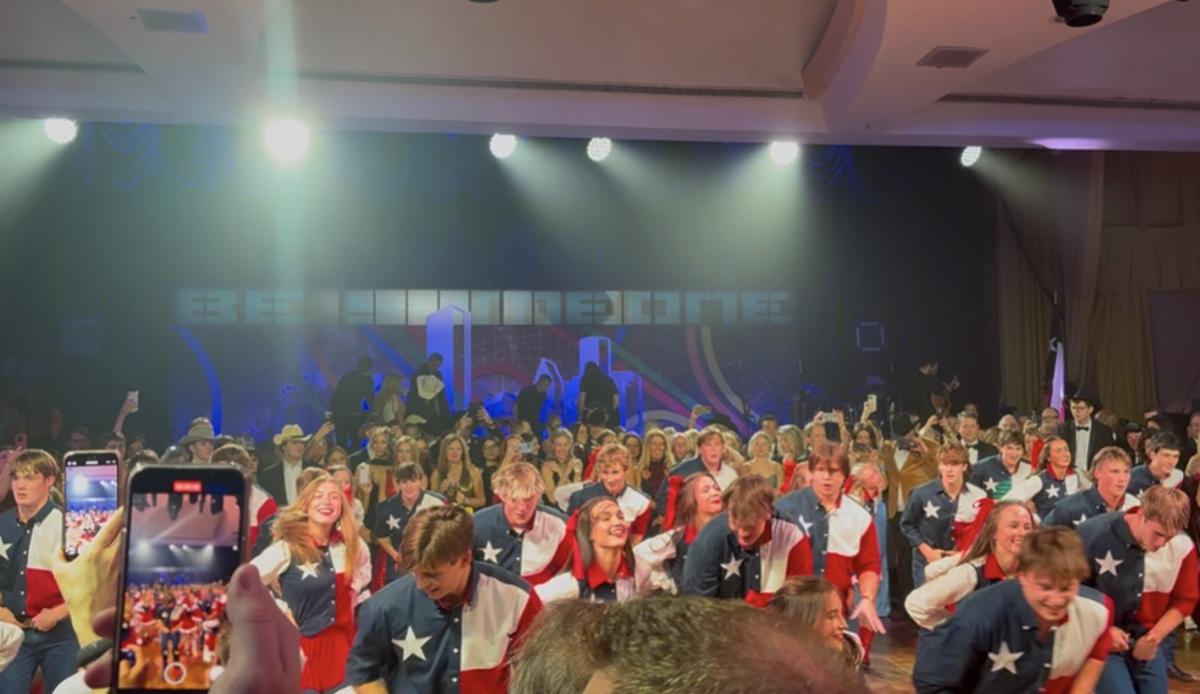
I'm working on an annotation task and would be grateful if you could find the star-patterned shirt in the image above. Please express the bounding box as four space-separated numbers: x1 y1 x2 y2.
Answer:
1075 508 1199 638
471 504 570 586
535 552 638 604
346 561 540 694
373 491 448 585
1002 466 1079 521
775 488 880 600
0 501 66 620
1126 465 1184 499
565 483 652 539
653 457 740 524
633 526 700 595
969 456 1033 500
1040 487 1140 529
912 579 1113 694
905 553 1010 630
251 537 372 637
899 479 989 553
681 512 811 604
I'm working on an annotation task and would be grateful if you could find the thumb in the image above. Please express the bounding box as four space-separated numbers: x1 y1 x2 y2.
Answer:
225 565 289 672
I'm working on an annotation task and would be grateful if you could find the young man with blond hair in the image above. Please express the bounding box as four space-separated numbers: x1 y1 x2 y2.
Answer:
472 462 571 586
1076 485 1198 691
913 527 1113 693
347 505 540 694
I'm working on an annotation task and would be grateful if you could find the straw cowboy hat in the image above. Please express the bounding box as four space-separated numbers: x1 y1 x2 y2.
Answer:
273 424 312 446
179 422 215 447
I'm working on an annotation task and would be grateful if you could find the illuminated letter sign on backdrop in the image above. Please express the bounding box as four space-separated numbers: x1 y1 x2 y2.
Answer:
176 290 792 326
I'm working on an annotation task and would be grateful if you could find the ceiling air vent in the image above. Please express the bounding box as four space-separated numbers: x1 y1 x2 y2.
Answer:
916 46 988 69
138 9 209 34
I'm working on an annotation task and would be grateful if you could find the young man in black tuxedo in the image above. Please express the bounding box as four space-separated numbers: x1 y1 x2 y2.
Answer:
1056 392 1115 485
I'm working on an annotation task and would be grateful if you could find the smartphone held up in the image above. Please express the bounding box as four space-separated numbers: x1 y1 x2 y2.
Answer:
115 464 250 693
62 451 121 561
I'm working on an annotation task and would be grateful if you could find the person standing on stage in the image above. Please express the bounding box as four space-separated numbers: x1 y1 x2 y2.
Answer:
407 354 451 438
654 426 741 523
567 444 652 546
1127 432 1184 498
1042 446 1140 529
900 442 988 588
1075 486 1198 692
912 527 1113 694
331 356 376 450
472 463 571 586
970 431 1033 500
682 474 811 604
634 471 723 595
0 451 77 694
251 473 371 693
1003 436 1079 521
905 501 1033 631
346 505 540 694
373 462 447 589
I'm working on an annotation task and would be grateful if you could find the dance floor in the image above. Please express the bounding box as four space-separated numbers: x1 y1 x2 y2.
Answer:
867 619 1200 694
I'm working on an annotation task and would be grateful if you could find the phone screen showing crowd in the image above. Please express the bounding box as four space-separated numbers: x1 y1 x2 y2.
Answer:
117 482 244 692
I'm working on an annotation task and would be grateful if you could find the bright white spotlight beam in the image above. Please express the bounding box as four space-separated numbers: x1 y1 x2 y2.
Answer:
490 134 518 159
960 146 982 168
44 118 78 145
769 141 800 166
264 118 312 164
587 137 612 162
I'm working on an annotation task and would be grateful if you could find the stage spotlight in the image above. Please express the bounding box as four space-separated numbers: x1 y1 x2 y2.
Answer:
490 134 518 159
43 118 78 145
768 141 800 166
587 137 612 162
960 146 982 168
263 117 311 164
1052 0 1109 27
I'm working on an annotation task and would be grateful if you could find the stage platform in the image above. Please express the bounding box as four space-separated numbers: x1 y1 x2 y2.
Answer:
867 618 1200 693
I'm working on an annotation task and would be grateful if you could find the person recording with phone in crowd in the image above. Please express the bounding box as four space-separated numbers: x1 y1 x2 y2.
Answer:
882 412 940 614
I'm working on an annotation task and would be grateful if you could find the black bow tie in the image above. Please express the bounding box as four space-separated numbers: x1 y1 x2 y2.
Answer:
1077 426 1089 432
965 443 978 450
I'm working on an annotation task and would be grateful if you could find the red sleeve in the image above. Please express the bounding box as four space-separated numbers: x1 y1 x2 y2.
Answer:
500 589 543 693
1088 595 1115 661
1168 546 1200 617
630 507 651 538
853 521 882 578
549 529 573 575
258 496 278 525
786 535 813 577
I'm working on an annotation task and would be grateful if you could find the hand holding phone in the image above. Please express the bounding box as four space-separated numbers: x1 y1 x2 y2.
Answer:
63 451 121 562
358 464 372 487
14 433 27 452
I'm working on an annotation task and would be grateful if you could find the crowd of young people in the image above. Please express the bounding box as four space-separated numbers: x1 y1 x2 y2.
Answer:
2 369 1200 694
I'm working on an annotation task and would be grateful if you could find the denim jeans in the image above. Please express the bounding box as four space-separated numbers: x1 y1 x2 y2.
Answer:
912 549 929 589
1098 647 1167 694
1160 626 1177 669
0 618 80 694
872 498 890 618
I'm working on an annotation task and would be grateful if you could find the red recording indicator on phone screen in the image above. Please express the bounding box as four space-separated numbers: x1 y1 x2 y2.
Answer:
172 480 203 494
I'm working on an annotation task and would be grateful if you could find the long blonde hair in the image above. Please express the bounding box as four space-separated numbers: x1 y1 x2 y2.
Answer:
630 429 675 489
272 473 360 573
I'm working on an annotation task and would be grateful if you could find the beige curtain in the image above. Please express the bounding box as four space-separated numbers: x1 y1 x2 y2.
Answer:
998 150 1200 419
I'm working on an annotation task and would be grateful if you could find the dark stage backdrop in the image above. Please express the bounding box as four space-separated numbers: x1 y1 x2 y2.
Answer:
0 125 999 446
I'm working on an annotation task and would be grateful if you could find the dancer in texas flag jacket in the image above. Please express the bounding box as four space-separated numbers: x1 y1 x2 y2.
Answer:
899 442 989 588
682 474 811 604
912 527 1113 694
1126 432 1185 498
1004 436 1080 521
1074 486 1198 692
634 471 724 595
372 462 447 589
969 431 1033 500
472 463 570 587
1042 446 1140 529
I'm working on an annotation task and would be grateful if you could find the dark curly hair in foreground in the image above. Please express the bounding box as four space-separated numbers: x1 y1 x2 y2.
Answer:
509 596 870 694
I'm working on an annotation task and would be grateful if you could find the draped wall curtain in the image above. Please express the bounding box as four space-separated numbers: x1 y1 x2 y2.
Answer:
998 150 1200 419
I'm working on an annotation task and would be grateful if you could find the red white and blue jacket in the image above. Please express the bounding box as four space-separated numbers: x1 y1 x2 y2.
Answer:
566 483 652 539
912 579 1113 694
1075 508 1199 639
905 553 1009 630
1127 465 1183 499
775 488 880 599
251 537 372 637
346 562 540 694
1040 487 1139 529
0 502 66 620
969 455 1033 500
653 457 740 522
248 483 278 550
534 554 638 604
899 479 989 554
681 511 811 605
373 491 448 585
472 504 571 586
633 526 699 595
1003 467 1080 521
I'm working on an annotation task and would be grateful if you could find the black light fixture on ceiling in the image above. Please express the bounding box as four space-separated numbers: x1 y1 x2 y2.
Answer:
1051 0 1109 27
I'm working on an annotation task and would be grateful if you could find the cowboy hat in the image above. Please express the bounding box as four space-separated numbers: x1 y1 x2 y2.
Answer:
179 422 215 447
273 424 312 446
